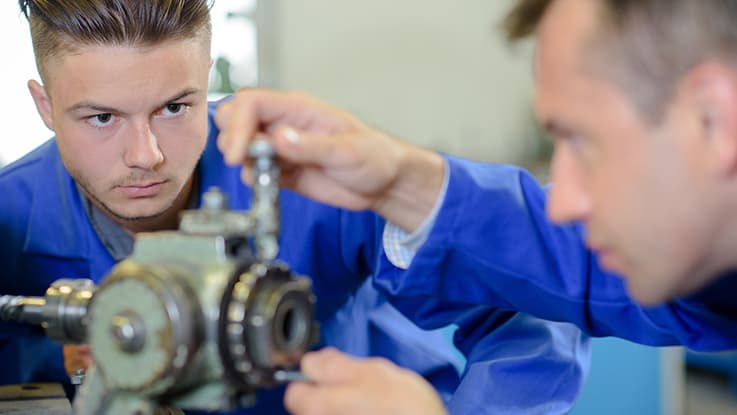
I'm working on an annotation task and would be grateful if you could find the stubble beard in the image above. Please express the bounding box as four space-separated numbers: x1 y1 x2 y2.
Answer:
74 173 181 224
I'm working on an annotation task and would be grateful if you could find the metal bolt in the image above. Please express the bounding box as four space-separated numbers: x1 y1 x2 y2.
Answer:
111 311 146 353
202 187 228 211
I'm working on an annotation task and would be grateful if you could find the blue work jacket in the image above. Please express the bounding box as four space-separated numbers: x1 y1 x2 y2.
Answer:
0 103 590 415
374 156 737 353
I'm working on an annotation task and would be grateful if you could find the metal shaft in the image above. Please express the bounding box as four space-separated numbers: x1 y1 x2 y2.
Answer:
0 279 95 344
0 295 46 325
249 140 280 261
272 370 309 383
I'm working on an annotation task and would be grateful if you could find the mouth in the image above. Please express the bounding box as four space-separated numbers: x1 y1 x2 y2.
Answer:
590 246 625 274
586 239 622 272
597 249 618 270
116 180 167 198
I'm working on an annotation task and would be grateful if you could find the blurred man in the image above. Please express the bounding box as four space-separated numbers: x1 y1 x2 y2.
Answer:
212 0 737 413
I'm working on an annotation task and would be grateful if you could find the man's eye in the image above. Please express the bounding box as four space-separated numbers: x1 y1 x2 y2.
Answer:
86 113 115 128
161 103 188 116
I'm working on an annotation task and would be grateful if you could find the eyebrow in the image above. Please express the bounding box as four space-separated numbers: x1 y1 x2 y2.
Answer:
67 88 201 114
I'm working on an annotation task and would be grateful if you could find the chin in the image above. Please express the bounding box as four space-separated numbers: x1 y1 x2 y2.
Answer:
109 203 171 222
626 278 674 306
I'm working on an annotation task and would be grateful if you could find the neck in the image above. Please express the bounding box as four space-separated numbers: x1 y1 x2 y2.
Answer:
701 190 737 283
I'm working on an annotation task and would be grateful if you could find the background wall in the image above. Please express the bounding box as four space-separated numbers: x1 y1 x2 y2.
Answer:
570 339 684 415
262 0 546 165
0 4 49 165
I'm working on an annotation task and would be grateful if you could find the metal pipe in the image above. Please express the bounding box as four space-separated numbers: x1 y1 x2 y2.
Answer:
0 295 46 325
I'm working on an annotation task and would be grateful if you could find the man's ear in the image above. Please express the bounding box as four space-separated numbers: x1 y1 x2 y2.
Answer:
27 79 54 131
685 62 737 176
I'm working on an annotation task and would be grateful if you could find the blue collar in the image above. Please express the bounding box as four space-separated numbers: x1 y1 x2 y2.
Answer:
24 141 93 260
687 271 737 318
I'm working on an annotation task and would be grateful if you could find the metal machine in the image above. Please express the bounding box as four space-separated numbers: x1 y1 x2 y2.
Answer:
0 141 318 414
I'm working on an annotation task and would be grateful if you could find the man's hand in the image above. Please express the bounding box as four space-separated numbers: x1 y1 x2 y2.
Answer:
215 89 445 232
284 348 447 415
62 344 92 377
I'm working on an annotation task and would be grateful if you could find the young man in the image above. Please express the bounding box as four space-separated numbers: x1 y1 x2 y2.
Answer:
212 0 737 414
0 1 591 414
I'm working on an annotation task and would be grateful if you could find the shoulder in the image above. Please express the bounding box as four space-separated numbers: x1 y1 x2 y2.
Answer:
0 140 62 227
0 140 58 185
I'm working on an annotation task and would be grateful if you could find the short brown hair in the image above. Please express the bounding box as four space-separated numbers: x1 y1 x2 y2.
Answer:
19 0 213 81
504 0 737 122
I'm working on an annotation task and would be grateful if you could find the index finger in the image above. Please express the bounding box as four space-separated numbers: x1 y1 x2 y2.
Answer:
216 89 357 165
216 89 304 165
216 91 260 165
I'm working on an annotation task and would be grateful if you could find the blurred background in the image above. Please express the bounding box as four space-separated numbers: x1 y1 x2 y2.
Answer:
1 1 736 413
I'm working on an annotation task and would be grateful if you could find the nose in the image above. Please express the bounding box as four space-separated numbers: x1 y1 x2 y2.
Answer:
124 121 164 170
546 148 592 224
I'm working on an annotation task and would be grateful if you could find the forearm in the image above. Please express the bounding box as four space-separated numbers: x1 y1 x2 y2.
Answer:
372 142 446 233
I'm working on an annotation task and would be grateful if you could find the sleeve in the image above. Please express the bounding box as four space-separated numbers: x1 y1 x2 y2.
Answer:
0 322 68 388
322 279 591 415
373 155 737 351
333 208 591 415
0 187 70 393
448 309 589 415
325 209 465 405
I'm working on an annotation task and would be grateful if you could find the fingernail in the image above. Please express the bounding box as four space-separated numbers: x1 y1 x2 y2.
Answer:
282 127 300 144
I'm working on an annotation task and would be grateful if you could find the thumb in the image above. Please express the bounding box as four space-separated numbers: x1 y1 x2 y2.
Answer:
300 347 363 384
